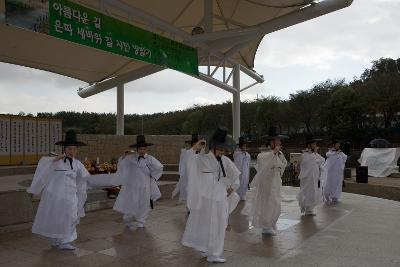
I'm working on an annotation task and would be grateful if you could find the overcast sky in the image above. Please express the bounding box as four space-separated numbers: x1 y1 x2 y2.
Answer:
1 0 399 115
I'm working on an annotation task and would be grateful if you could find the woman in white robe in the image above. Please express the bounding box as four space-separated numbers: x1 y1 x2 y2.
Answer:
182 127 240 263
28 130 89 250
233 137 251 201
297 135 325 216
322 139 348 204
243 126 288 235
113 135 163 228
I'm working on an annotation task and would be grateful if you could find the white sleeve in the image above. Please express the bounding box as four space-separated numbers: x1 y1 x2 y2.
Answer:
148 156 164 181
178 149 187 177
27 157 55 195
225 158 241 190
76 161 89 218
186 152 202 210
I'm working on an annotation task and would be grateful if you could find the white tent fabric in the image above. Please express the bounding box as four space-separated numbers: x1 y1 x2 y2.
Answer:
358 148 400 177
0 0 329 83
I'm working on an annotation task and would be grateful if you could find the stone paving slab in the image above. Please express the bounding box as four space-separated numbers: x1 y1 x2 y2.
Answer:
1 187 400 266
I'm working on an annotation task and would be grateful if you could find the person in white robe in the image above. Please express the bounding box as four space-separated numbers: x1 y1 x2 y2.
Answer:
243 126 288 236
296 134 325 216
27 130 89 250
181 127 240 263
172 134 199 201
112 135 163 229
322 138 348 204
233 136 251 201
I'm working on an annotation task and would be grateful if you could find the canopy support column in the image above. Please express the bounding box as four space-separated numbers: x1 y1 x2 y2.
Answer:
232 65 240 142
116 84 124 135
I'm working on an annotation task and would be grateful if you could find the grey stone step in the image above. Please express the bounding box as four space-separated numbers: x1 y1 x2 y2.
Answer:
163 164 179 172
0 181 178 227
160 171 180 181
0 166 36 177
389 172 400 178
0 164 180 177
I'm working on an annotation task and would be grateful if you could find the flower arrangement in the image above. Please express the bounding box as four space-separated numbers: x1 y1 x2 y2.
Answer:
84 158 120 199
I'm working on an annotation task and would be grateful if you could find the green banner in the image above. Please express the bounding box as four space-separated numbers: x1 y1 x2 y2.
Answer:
5 0 199 76
49 0 198 76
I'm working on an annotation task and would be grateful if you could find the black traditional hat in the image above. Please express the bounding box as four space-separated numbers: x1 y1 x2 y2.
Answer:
129 135 154 148
304 134 322 144
331 135 342 145
55 130 87 147
185 133 199 145
237 136 248 146
208 126 236 151
263 126 289 140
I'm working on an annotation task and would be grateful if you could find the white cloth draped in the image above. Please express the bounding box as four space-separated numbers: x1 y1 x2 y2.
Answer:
27 156 89 240
112 153 163 221
182 150 240 257
322 149 347 202
243 151 287 230
297 150 325 212
233 149 251 200
358 148 400 177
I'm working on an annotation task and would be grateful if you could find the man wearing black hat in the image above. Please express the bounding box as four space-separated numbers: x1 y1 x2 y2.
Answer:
112 135 163 229
243 126 288 236
181 127 240 263
233 136 251 201
297 134 325 216
322 138 348 204
27 130 90 250
172 134 200 201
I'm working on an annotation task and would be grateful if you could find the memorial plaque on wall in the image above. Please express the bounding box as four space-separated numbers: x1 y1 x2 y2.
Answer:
50 119 62 154
10 116 24 164
0 115 11 165
24 118 37 164
37 119 50 158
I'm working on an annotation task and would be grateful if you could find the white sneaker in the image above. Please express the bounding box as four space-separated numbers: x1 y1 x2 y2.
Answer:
200 251 208 258
207 256 226 263
58 243 76 250
262 229 276 235
137 222 145 228
50 240 60 248
305 211 316 216
125 222 134 228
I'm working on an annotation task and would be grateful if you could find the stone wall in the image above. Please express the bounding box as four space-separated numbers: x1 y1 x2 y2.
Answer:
76 134 191 164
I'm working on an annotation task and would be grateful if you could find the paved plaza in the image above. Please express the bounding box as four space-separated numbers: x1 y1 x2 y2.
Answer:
0 187 400 267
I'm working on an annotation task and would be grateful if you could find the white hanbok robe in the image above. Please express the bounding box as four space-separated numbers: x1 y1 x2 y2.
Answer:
28 156 89 242
172 148 190 201
243 151 287 230
297 150 325 212
113 153 163 222
233 149 251 200
322 149 347 202
182 150 240 257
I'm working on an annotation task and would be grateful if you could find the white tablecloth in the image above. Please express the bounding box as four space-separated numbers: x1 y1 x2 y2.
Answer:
358 148 400 177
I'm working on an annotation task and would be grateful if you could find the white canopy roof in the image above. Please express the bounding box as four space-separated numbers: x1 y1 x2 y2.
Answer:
0 0 353 84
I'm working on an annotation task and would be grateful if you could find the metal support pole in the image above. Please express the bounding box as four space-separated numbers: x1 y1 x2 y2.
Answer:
204 0 213 33
232 65 240 142
116 84 124 135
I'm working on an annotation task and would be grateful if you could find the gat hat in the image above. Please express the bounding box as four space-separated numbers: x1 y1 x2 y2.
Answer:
129 135 154 148
208 126 236 151
237 136 248 146
304 134 322 144
185 133 200 146
55 130 87 147
263 126 289 140
331 135 342 145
